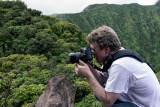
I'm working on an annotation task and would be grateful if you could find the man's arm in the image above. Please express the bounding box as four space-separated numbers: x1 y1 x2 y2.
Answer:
75 60 119 107
86 69 119 106
88 64 107 85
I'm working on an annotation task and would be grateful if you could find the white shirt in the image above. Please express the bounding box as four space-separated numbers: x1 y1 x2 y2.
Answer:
104 57 160 107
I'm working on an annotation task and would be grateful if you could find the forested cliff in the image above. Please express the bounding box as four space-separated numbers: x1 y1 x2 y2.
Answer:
0 1 160 107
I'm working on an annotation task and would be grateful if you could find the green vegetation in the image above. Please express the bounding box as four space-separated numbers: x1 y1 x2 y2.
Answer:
0 54 48 106
0 1 160 107
0 1 93 106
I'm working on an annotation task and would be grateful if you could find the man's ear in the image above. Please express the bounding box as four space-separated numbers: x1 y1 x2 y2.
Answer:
105 47 111 54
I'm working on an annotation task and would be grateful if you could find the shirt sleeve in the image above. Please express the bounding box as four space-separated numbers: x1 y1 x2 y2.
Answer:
100 71 109 78
105 64 136 94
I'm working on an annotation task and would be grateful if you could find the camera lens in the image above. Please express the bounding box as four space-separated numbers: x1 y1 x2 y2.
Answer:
69 52 82 63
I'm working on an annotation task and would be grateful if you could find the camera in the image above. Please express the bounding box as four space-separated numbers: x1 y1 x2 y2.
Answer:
69 46 93 63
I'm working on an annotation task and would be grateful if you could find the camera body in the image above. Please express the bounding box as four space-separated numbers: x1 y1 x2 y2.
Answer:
69 46 93 63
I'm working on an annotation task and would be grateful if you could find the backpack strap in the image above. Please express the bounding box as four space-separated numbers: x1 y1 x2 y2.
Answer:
102 49 156 73
112 49 144 63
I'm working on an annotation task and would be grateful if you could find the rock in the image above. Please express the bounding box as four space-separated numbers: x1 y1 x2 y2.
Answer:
35 76 76 107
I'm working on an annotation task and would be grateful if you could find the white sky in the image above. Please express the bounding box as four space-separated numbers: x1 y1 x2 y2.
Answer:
21 0 159 15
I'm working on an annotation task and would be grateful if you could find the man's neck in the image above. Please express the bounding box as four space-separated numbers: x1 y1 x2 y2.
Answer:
109 47 123 55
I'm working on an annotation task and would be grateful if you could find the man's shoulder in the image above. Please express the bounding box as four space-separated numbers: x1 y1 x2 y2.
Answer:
112 49 144 64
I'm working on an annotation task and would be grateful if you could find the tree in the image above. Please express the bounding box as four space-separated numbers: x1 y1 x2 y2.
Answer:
0 54 52 106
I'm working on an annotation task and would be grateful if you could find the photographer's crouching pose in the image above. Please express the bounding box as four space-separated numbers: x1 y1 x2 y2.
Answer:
74 25 160 107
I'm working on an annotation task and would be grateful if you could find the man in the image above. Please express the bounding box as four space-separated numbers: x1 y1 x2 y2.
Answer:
74 25 160 107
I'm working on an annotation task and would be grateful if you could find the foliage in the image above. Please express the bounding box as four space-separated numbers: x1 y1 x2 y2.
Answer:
0 54 51 106
0 1 88 106
0 1 86 58
74 80 91 102
75 93 102 107
9 84 45 107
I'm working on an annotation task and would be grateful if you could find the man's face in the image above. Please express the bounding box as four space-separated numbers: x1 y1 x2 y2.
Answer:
90 43 109 64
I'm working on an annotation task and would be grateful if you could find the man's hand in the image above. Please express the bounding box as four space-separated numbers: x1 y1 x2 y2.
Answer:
75 60 92 78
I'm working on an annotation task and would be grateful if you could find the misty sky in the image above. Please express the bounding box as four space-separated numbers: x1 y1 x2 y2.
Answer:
21 0 158 15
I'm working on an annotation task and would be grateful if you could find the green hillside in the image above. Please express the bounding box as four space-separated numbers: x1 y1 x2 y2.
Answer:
56 3 160 72
0 1 96 106
0 1 87 58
